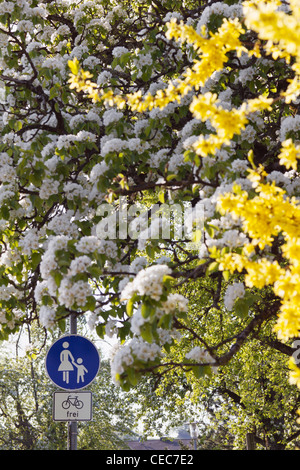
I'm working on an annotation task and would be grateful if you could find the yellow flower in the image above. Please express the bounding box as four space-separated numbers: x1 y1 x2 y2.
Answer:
212 108 248 141
243 259 283 289
216 252 248 273
192 134 224 157
281 238 300 265
245 96 273 113
274 271 300 300
243 243 256 257
278 139 300 170
288 356 300 389
243 0 300 103
274 302 300 342
189 93 219 120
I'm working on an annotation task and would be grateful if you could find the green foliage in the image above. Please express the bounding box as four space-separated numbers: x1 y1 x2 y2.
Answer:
0 325 137 450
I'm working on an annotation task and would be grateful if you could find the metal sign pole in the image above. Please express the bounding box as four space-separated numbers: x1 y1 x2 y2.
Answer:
47 312 99 449
68 313 77 450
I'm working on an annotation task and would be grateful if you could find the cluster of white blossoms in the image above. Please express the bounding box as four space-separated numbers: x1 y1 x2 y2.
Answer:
0 152 16 184
279 115 300 142
39 178 60 200
196 1 243 31
0 284 22 302
18 228 40 256
101 136 150 157
161 293 189 314
112 46 129 58
75 236 99 254
185 346 215 364
110 337 162 386
36 231 120 326
130 294 187 336
37 235 93 315
47 211 79 238
58 278 93 309
63 182 89 201
39 305 56 329
120 264 172 302
223 282 245 311
67 255 92 277
56 131 97 151
103 109 124 127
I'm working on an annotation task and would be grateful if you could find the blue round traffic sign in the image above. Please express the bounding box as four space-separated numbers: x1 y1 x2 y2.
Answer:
45 335 100 390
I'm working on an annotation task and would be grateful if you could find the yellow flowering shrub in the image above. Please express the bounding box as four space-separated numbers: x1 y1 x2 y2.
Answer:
213 1 300 393
216 173 300 339
244 0 300 102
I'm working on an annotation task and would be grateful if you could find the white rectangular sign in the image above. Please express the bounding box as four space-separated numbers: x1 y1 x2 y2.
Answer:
53 391 92 421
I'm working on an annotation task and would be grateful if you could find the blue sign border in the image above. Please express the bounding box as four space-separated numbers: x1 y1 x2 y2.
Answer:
45 335 100 391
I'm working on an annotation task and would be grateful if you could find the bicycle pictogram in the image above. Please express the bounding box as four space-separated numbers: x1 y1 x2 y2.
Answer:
62 395 84 410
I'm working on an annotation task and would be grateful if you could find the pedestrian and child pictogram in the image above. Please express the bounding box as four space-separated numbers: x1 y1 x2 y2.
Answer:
46 335 100 390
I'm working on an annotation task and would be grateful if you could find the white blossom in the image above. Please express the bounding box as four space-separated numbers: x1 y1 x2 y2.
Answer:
110 337 161 385
162 293 188 313
68 255 92 277
103 109 123 126
280 115 300 141
186 346 214 363
19 229 40 255
120 264 172 301
224 282 245 310
39 178 60 199
75 236 99 253
112 46 129 57
39 305 56 329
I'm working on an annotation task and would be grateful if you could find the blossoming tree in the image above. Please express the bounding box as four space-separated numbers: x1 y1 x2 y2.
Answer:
70 0 300 390
2 0 300 435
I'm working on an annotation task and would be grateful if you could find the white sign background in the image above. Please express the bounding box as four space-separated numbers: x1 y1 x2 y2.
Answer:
53 391 93 421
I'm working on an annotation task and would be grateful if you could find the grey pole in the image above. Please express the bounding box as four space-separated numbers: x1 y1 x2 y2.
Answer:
189 422 198 450
246 432 256 450
68 313 77 450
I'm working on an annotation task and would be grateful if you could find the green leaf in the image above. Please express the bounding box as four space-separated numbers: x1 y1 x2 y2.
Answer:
58 319 66 333
198 259 208 266
14 120 23 131
31 252 41 268
158 313 172 329
206 261 219 275
127 368 139 386
126 297 135 317
192 365 212 379
87 265 103 278
234 298 249 318
49 85 60 100
141 302 154 319
1 206 10 220
166 174 178 181
83 296 96 311
52 271 63 287
192 366 204 379
146 244 156 258
158 190 165 203
96 324 105 338
140 322 153 343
